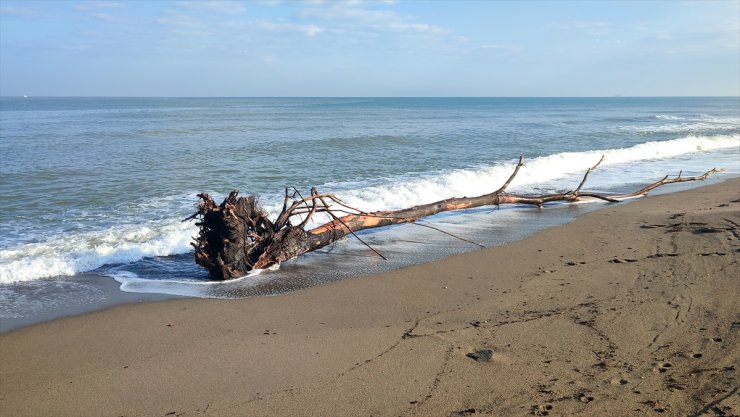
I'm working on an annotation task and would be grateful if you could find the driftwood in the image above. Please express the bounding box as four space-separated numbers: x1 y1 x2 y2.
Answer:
187 156 719 280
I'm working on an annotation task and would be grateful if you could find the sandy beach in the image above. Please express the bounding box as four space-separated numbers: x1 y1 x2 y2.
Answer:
1 179 738 417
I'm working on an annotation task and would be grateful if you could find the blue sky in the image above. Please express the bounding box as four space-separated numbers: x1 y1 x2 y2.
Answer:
1 0 738 97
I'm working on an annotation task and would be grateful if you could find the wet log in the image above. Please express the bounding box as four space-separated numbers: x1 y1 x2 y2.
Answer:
187 156 719 280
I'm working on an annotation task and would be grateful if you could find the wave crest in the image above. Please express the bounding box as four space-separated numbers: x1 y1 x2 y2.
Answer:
0 221 195 283
1 134 738 284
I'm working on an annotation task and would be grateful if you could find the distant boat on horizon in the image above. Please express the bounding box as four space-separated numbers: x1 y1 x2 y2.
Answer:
23 95 28 98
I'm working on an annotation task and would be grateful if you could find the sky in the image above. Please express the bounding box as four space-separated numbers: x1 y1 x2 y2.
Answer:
0 0 738 97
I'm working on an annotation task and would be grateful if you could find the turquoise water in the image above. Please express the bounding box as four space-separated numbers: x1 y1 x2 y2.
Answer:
1 97 738 328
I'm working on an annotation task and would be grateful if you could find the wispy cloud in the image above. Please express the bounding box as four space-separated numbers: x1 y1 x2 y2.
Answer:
304 24 323 37
175 1 247 15
75 1 127 11
153 0 451 54
0 5 42 18
478 43 522 55
638 26 739 54
156 13 207 31
255 20 324 37
74 1 128 22
300 2 451 37
557 21 613 37
387 22 449 35
629 7 739 56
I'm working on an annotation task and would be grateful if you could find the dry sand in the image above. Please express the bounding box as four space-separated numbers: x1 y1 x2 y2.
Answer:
1 179 738 417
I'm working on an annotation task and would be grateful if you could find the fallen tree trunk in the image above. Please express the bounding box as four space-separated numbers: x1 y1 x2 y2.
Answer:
187 156 719 280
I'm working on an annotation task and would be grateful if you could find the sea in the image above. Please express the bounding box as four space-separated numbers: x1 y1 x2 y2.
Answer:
1 97 738 332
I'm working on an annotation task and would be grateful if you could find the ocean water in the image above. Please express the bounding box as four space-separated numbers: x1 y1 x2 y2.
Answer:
1 97 738 330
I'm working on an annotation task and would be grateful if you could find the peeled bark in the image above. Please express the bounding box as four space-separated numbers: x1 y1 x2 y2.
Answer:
187 156 719 280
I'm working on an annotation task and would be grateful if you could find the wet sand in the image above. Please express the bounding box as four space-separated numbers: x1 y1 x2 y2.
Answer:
1 179 738 417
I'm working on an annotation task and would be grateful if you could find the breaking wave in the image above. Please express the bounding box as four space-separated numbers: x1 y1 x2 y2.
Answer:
1 134 738 284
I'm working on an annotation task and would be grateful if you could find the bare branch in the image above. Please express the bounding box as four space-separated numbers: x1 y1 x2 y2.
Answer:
573 155 605 195
298 188 320 229
316 194 387 260
410 221 485 248
495 155 524 194
188 156 721 280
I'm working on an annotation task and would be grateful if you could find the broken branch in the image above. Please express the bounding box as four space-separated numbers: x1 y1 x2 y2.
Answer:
188 157 720 280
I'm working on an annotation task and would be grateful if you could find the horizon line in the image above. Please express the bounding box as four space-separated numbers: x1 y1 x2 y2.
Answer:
2 95 740 99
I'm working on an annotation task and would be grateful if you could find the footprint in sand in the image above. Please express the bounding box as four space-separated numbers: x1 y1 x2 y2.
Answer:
451 408 478 416
640 224 668 228
640 400 669 413
609 258 638 264
530 404 553 416
647 253 679 258
577 393 594 403
610 377 629 385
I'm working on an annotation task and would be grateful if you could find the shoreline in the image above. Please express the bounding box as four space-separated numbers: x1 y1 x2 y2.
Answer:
2 176 731 334
0 272 180 334
1 178 738 416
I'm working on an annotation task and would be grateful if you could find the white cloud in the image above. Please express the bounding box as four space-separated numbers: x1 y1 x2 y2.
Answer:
0 6 41 18
300 2 450 37
630 9 739 55
75 1 127 11
87 12 116 21
74 1 127 22
176 1 247 15
304 24 323 37
157 13 207 30
558 21 613 37
255 20 324 37
478 44 522 54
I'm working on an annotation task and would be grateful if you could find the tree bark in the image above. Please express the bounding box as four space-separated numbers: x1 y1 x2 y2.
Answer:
187 156 719 280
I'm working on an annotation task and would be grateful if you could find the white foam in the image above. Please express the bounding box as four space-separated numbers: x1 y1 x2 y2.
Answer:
621 115 740 133
1 134 737 284
0 220 196 283
620 122 739 133
112 267 270 298
310 134 740 215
